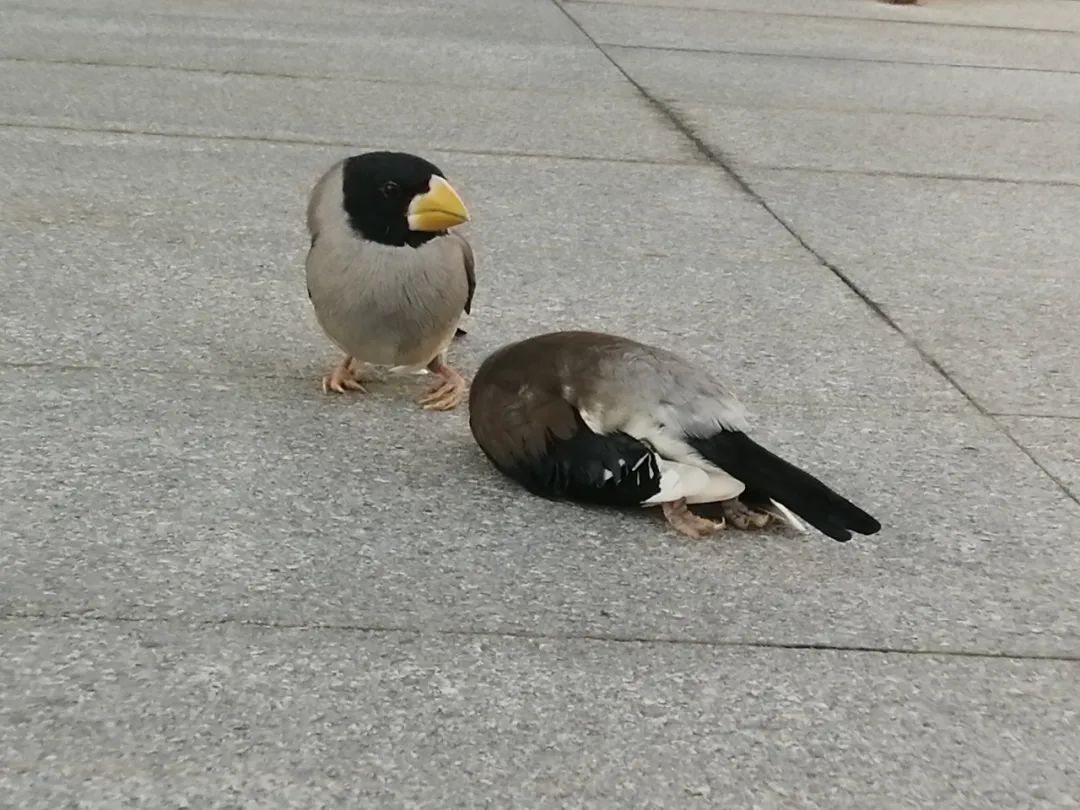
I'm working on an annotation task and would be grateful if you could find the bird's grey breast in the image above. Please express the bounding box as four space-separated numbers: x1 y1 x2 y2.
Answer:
306 224 469 366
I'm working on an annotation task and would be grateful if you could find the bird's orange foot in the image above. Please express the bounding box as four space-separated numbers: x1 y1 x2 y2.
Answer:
662 499 725 540
419 360 469 411
322 357 367 394
720 498 772 530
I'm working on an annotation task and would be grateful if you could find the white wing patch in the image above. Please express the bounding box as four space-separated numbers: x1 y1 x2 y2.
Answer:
641 459 707 505
641 459 744 506
683 468 746 505
621 414 747 506
763 499 809 533
577 404 747 507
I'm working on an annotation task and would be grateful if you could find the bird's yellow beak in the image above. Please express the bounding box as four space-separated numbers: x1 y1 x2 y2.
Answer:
407 175 470 232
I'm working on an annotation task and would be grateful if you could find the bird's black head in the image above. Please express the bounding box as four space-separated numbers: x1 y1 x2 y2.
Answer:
340 151 470 247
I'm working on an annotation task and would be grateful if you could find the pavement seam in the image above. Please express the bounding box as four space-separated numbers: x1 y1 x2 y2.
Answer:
15 28 1080 81
9 119 1080 190
0 54 631 98
0 119 701 168
13 55 1080 127
7 117 1080 189
990 412 1080 421
601 42 1080 76
553 0 1080 508
566 0 1080 37
16 0 1077 39
676 103 1063 125
0 361 971 415
744 164 1080 191
4 611 1079 664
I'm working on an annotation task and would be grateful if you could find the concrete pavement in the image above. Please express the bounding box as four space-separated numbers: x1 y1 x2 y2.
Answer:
2 0 1079 806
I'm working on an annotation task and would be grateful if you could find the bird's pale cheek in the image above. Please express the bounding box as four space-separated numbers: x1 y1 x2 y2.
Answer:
406 175 470 231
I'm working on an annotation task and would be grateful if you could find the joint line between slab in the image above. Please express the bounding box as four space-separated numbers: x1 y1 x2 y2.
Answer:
756 163 1080 191
0 360 973 416
989 411 1080 421
552 0 1080 507
0 119 698 167
602 41 1080 77
566 0 1080 38
4 611 1079 664
0 54 636 99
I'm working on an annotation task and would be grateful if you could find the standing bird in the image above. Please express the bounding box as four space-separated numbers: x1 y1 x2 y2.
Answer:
305 151 475 410
468 331 881 542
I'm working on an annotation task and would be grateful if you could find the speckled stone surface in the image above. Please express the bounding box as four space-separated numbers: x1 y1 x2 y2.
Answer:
2 0 1078 805
3 621 1079 809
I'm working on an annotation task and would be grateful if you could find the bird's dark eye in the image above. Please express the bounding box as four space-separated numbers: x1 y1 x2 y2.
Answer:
380 181 399 198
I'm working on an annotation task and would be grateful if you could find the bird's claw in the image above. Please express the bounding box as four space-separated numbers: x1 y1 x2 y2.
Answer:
720 498 772 530
662 499 725 540
322 357 367 395
419 375 468 411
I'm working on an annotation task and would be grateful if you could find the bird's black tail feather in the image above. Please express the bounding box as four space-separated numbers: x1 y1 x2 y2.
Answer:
686 431 881 542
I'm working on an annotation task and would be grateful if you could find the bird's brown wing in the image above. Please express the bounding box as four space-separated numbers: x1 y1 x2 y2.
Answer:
470 378 576 464
469 377 663 507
